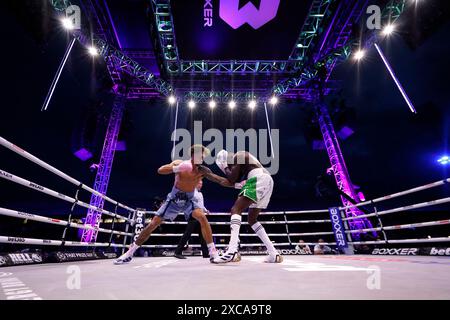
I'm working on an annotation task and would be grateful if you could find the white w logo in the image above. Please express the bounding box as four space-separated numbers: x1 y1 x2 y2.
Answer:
219 0 281 30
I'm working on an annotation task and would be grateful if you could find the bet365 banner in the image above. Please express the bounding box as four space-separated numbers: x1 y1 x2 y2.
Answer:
328 207 348 249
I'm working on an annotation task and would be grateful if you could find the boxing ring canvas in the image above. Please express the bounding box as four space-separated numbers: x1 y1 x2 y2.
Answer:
2 255 450 300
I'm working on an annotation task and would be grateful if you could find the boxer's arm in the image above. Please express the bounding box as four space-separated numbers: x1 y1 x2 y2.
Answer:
157 160 183 175
207 173 234 188
198 165 234 187
223 165 241 184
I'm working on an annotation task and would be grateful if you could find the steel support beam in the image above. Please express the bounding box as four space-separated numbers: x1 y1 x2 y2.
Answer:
149 0 334 75
81 93 125 242
316 103 373 240
270 0 407 97
49 0 173 96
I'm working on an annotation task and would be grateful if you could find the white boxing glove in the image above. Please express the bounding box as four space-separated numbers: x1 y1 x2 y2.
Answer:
215 149 229 174
234 180 247 190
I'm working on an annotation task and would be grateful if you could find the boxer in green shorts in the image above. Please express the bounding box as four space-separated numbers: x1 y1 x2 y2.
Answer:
200 150 283 264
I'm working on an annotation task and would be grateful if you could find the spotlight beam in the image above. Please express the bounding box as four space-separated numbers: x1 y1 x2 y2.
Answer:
264 103 275 159
41 37 76 111
374 43 417 114
172 101 179 159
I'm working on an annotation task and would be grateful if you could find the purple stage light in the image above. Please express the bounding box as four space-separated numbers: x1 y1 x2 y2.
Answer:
337 126 354 140
357 191 366 202
115 141 127 151
74 148 93 161
312 140 325 150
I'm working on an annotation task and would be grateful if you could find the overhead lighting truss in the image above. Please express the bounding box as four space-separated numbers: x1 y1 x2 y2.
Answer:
149 0 334 75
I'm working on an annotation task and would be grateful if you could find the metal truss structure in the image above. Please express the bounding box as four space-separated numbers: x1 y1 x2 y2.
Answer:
180 91 259 103
51 0 408 101
149 0 334 75
47 0 408 242
271 0 408 98
81 93 125 243
52 0 173 97
316 103 373 239
93 38 174 96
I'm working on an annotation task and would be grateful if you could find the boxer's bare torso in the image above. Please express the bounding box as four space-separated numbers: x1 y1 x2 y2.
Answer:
158 160 203 192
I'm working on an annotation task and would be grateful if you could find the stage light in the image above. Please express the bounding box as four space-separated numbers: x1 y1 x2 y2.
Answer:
61 17 75 30
382 24 395 36
88 46 99 56
269 96 278 106
354 50 366 61
168 95 176 105
188 100 196 109
437 155 450 165
248 100 257 110
228 100 236 109
208 100 216 109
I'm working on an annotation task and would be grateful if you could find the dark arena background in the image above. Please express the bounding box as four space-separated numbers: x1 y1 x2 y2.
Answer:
0 0 449 304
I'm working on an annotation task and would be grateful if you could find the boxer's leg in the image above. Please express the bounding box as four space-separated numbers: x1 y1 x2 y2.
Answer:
248 208 281 262
228 196 254 253
135 215 163 245
248 174 282 263
114 216 162 264
212 196 254 263
174 218 197 257
192 209 219 260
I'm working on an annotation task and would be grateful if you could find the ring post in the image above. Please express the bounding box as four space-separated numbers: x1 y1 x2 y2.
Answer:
339 208 354 254
108 202 119 247
61 183 83 246
283 212 292 247
122 210 136 255
373 205 388 244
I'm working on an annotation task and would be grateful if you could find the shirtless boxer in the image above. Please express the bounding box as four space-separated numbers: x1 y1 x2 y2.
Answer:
199 150 283 264
114 145 219 264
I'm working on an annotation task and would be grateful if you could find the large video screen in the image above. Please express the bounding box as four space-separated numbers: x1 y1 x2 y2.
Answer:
171 0 313 60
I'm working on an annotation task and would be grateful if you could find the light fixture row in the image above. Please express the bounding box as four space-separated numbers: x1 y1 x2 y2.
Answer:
168 96 279 109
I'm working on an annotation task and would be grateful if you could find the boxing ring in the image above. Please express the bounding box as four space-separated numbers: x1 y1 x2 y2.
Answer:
0 135 449 300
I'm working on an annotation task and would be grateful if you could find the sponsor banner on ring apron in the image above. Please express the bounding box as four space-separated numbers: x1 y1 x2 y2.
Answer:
0 252 44 267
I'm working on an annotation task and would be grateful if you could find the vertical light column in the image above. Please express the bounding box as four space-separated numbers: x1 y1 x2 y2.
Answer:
81 93 125 242
316 103 374 240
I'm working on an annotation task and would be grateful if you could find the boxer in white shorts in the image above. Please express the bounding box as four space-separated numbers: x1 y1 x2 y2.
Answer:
199 150 282 264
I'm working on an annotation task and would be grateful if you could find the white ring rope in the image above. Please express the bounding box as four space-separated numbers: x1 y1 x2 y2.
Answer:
342 196 450 221
1 132 449 249
159 219 331 225
0 236 126 247
0 135 135 213
0 169 132 222
339 178 450 211
145 231 333 237
350 237 450 245
143 209 330 215
344 219 450 234
141 242 298 249
0 207 132 237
